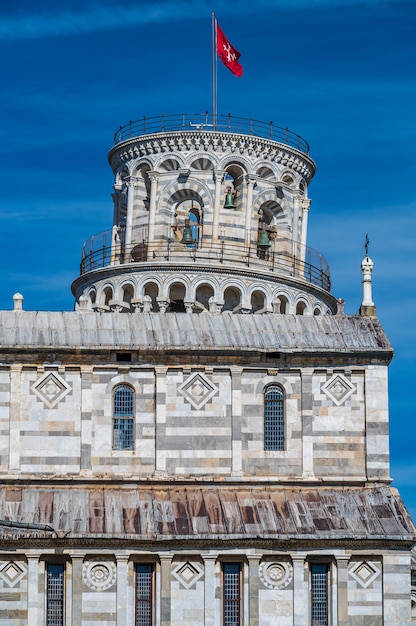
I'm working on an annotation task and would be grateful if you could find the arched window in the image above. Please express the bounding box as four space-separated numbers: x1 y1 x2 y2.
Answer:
113 384 134 450
264 385 284 451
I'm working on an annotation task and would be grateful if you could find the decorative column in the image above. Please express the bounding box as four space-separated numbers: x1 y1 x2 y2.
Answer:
292 195 300 243
147 172 159 244
124 178 136 249
9 364 22 472
116 554 129 626
292 553 308 625
230 367 243 476
159 554 173 626
154 366 167 474
335 555 350 626
27 553 43 625
292 195 300 259
247 555 260 626
202 554 217 626
299 199 311 262
212 170 224 243
244 175 256 247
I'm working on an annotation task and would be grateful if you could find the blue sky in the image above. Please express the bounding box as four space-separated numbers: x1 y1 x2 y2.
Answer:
0 0 415 516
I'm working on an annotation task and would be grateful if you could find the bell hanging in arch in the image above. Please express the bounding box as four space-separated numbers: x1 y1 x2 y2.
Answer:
224 187 236 209
181 220 195 244
257 228 271 250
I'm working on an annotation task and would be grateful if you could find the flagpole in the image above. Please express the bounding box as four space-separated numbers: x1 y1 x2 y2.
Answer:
211 12 217 130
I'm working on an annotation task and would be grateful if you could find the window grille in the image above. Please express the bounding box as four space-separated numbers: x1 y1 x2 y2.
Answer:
135 564 153 626
311 563 328 626
46 564 64 626
113 384 134 450
223 563 241 626
264 385 284 450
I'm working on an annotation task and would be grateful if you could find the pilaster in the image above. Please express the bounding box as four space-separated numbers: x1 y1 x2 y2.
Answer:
159 554 173 626
9 364 22 472
115 553 130 626
155 366 168 473
292 553 308 625
71 554 85 626
230 366 243 475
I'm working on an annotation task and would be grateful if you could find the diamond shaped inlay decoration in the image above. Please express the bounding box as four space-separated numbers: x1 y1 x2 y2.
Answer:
172 561 203 589
31 371 71 409
178 372 218 410
349 560 381 588
321 373 355 406
0 560 27 587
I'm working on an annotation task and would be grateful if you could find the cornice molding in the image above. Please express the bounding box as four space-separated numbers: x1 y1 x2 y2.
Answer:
108 130 316 182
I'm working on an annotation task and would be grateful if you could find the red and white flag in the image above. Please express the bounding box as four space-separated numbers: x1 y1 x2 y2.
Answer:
216 22 243 77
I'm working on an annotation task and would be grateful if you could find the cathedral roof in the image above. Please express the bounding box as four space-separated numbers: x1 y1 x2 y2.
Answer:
0 485 412 544
0 311 392 357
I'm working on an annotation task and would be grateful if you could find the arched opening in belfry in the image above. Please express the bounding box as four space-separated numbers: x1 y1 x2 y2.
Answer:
296 300 307 315
223 286 241 312
251 290 265 313
173 194 203 247
143 281 159 312
138 164 151 211
103 286 113 307
169 282 186 312
259 200 284 226
195 283 215 312
275 295 288 314
122 284 134 307
256 201 285 259
256 166 275 180
223 163 245 211
117 167 130 231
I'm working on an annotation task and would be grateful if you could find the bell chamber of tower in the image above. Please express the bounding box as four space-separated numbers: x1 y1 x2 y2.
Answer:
71 114 336 316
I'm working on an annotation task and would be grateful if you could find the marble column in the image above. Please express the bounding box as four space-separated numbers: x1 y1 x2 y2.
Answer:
147 172 158 244
212 170 224 243
124 178 136 249
244 175 256 247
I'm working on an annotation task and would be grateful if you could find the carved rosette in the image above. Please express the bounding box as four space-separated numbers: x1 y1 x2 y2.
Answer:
82 561 116 591
259 560 293 590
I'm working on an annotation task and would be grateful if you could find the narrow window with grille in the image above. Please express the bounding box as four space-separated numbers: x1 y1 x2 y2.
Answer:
311 563 329 626
264 385 284 450
135 564 153 626
46 563 65 626
113 384 134 450
223 562 241 626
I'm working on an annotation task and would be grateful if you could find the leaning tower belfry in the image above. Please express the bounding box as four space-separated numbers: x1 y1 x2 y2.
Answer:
72 114 334 317
0 113 414 625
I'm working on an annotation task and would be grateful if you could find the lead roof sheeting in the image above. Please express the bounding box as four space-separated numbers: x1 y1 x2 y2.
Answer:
0 486 412 540
0 311 392 353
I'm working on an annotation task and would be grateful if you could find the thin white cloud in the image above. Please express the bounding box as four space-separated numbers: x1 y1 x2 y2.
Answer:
0 0 412 40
